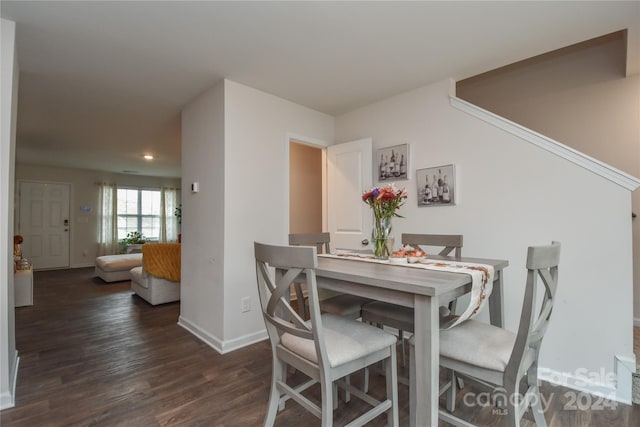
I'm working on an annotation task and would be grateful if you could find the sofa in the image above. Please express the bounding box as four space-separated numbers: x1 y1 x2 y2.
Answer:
130 243 181 305
95 253 143 282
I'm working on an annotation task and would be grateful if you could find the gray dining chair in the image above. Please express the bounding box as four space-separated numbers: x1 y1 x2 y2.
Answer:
360 233 464 365
255 242 399 427
409 241 561 427
289 232 373 320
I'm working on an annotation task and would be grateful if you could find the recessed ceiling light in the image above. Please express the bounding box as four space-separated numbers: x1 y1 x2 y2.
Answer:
143 154 154 160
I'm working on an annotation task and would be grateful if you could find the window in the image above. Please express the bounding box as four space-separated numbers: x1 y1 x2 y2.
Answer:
117 188 161 240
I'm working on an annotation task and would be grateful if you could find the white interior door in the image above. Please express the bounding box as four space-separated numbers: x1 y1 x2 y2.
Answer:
327 138 373 250
18 181 70 270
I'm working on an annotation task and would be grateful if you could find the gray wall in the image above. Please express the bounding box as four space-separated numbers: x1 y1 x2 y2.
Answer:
456 34 640 323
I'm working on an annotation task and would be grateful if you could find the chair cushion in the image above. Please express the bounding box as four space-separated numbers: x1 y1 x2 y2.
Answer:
438 319 516 372
280 313 397 368
319 294 373 318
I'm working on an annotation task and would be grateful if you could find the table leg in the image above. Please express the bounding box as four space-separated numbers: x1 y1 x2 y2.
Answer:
411 294 439 427
489 270 504 327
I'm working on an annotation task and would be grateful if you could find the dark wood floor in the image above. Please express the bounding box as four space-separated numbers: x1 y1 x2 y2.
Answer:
1 267 638 426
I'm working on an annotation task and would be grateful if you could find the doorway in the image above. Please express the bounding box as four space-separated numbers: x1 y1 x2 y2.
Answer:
289 141 324 234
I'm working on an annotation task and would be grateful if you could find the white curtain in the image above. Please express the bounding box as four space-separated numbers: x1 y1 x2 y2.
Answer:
161 187 180 242
97 183 118 255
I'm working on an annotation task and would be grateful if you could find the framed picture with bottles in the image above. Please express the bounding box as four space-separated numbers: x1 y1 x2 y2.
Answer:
416 164 456 207
376 143 409 182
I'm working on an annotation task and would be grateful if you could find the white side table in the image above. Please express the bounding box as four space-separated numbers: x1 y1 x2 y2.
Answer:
15 267 33 307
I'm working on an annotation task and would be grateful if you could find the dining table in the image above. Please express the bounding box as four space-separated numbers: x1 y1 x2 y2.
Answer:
315 253 509 427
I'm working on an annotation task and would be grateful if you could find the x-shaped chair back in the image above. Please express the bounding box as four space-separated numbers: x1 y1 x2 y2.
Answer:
401 233 463 258
255 242 329 369
506 241 561 382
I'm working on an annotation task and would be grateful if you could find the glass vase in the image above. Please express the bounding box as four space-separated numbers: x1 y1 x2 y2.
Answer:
372 216 392 259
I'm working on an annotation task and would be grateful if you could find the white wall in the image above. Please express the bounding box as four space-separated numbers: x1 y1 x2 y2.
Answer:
1 18 18 410
179 79 334 352
179 80 226 346
336 79 636 401
15 164 181 267
456 35 640 324
223 80 334 347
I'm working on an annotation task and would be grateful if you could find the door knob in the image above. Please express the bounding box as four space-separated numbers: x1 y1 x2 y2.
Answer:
361 239 369 246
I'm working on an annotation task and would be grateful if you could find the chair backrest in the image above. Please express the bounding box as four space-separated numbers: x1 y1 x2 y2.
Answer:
254 242 329 367
506 241 561 379
401 233 463 258
289 232 331 254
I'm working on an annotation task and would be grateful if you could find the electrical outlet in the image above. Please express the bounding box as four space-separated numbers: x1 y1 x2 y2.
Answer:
241 296 251 313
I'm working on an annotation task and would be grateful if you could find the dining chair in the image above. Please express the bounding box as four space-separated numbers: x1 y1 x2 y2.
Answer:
289 232 373 320
255 242 399 427
360 233 464 365
409 241 561 427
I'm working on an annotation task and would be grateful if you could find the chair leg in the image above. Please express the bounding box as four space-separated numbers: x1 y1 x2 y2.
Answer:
344 375 351 403
293 282 307 319
528 367 548 427
409 344 416 427
265 360 284 426
448 299 457 315
504 383 521 427
363 367 370 393
322 377 334 427
399 330 406 368
446 369 456 412
278 361 287 412
386 347 399 427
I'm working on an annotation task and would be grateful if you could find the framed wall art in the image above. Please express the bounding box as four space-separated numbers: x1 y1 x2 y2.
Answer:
416 164 455 207
376 144 409 182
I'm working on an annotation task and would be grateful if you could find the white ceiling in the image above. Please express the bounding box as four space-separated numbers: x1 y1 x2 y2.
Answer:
2 1 638 178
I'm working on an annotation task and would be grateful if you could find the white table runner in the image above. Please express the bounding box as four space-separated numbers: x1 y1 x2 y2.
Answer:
319 251 494 329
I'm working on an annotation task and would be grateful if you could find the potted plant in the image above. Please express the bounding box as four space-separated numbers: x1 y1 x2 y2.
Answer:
120 231 146 253
122 231 146 244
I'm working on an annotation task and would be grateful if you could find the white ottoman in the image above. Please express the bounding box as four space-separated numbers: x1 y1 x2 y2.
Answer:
95 253 143 282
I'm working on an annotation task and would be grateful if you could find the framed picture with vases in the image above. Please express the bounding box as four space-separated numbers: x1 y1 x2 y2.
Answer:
416 164 455 207
376 144 409 182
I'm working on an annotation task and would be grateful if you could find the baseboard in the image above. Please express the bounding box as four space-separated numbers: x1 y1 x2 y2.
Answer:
0 350 19 410
178 316 225 353
539 354 636 405
634 317 640 327
220 329 269 353
177 315 268 355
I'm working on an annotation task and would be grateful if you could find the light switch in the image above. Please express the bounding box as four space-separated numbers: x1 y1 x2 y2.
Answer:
191 182 199 193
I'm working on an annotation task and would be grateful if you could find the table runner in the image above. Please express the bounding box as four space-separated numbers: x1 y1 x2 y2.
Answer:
319 251 494 329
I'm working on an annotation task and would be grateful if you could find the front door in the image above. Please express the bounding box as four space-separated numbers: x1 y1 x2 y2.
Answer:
18 181 70 270
327 138 373 250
